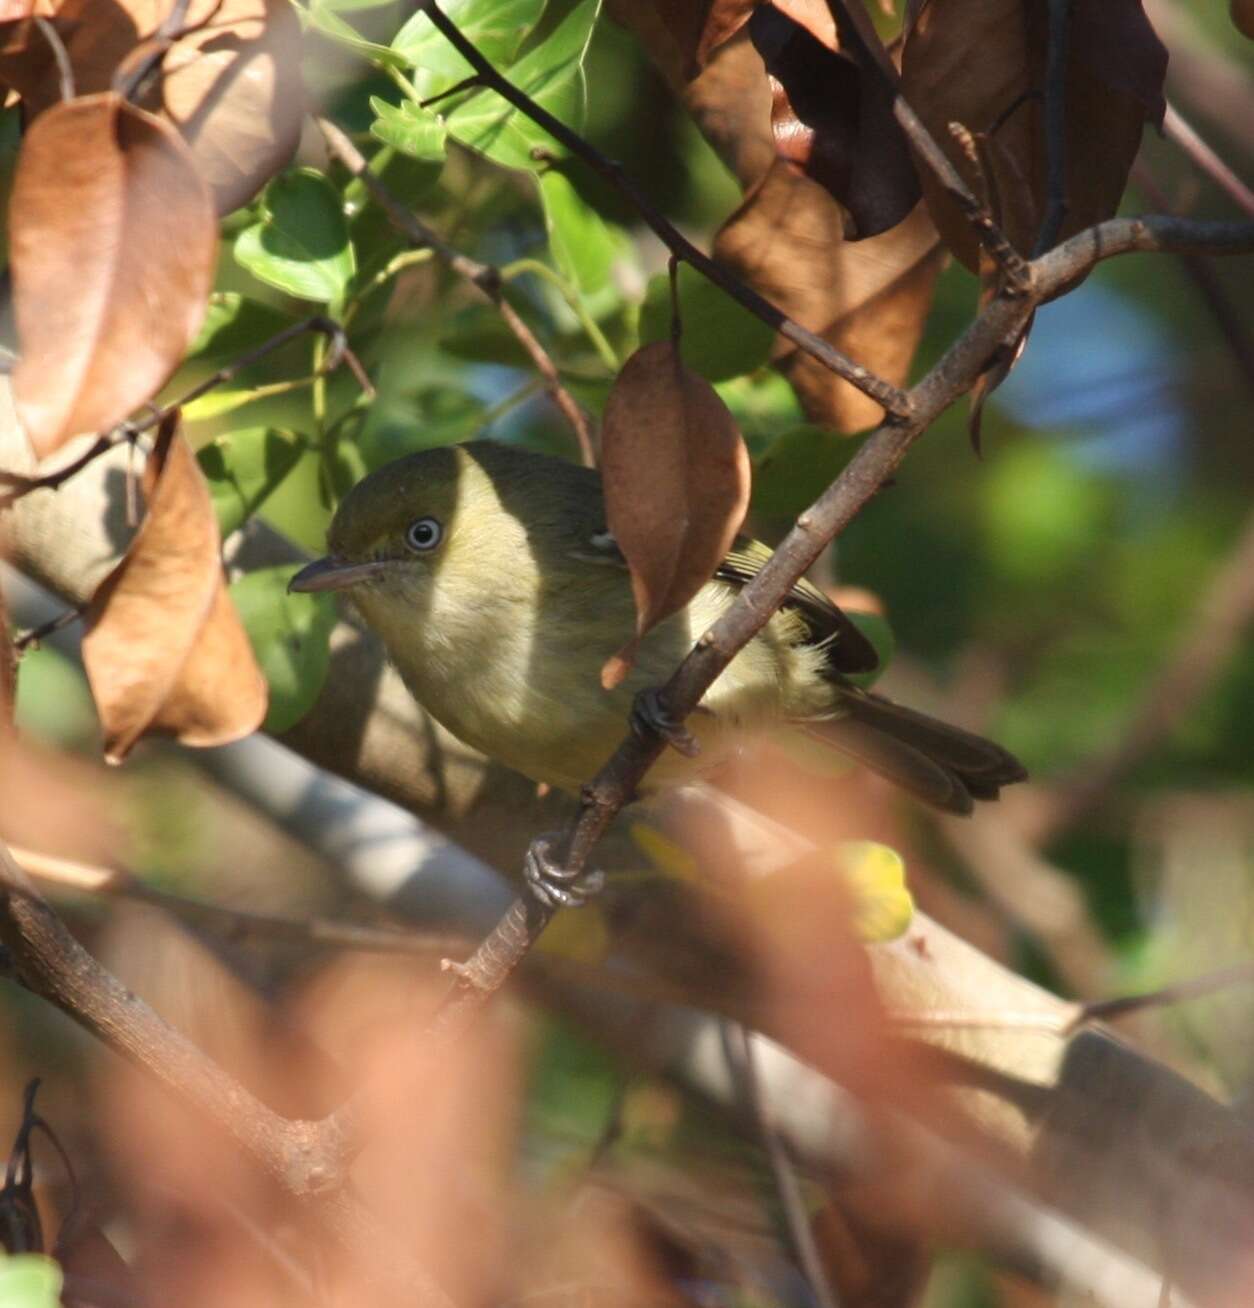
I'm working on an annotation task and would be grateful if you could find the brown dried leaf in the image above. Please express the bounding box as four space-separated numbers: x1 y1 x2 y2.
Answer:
682 30 776 187
0 0 302 213
613 2 912 231
600 341 751 689
9 93 216 456
605 0 835 76
749 4 917 235
82 414 267 763
717 163 943 431
900 0 1166 271
153 0 304 214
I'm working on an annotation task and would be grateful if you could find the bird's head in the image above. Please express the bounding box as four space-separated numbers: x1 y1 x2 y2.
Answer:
288 444 477 600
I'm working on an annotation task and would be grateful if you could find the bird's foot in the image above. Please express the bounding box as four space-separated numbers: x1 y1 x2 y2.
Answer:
524 833 605 910
631 688 700 758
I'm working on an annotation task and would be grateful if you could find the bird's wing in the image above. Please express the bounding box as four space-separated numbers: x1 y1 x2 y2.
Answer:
571 532 880 677
716 540 880 676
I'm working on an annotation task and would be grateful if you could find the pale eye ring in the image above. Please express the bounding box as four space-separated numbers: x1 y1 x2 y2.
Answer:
405 516 443 552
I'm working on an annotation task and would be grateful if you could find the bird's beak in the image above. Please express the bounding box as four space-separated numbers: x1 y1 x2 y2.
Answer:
287 556 390 594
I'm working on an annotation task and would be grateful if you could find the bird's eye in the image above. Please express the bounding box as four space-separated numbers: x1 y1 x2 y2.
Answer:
405 517 443 552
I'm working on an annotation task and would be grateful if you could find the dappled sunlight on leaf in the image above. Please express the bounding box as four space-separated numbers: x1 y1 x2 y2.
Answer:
0 0 303 213
717 169 943 432
9 94 216 455
82 415 267 762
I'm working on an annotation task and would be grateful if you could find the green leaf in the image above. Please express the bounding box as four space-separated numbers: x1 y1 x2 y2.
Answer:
231 567 338 733
185 295 296 369
442 0 600 171
0 1255 63 1308
303 2 409 67
715 371 805 446
639 263 775 383
197 428 307 537
234 170 356 303
536 168 616 297
392 0 545 97
369 98 449 163
751 426 860 517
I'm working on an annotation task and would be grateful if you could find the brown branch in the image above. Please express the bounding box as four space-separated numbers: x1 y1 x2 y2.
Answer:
1163 101 1254 221
413 1 913 420
12 843 466 958
426 208 1254 1033
1033 0 1071 255
1132 164 1254 429
1073 960 1254 1031
825 0 1031 290
0 838 454 1307
316 117 598 468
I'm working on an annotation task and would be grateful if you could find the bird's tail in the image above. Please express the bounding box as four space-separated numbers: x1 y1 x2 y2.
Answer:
804 689 1028 816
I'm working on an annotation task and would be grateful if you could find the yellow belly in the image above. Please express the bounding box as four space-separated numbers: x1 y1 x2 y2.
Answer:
362 576 834 794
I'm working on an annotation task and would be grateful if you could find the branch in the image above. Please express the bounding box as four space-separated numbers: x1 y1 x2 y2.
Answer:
1163 101 1254 220
430 206 1254 1024
414 1 913 420
12 843 466 957
826 0 1031 289
316 116 597 468
0 838 454 1307
0 317 368 509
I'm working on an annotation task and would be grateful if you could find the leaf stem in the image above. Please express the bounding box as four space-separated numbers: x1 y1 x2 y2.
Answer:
499 257 619 372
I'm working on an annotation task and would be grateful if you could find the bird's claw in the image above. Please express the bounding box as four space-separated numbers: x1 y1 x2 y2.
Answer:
524 833 605 910
631 688 700 758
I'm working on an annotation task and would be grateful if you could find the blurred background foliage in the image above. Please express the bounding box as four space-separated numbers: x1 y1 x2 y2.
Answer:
5 0 1254 1303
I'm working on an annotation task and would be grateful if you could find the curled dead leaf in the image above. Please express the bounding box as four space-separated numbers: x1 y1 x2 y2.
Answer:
599 341 751 689
900 0 1166 271
612 2 915 232
748 4 917 236
9 92 217 456
622 24 940 433
717 164 943 432
0 0 302 213
82 414 267 762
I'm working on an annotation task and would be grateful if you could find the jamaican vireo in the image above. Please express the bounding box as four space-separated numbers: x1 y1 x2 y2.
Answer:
289 440 1025 817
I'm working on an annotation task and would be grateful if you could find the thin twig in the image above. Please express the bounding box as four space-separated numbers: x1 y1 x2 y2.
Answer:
33 17 75 103
1072 960 1254 1031
1035 301 1254 841
1132 164 1254 400
1032 0 1071 256
0 317 367 509
424 210 1254 1033
11 844 467 957
722 1022 843 1308
13 607 82 654
826 0 1031 291
1163 102 1254 221
316 116 598 469
412 1 914 420
0 838 455 1306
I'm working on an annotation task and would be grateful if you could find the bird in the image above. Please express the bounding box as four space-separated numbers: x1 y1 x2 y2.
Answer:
289 440 1026 902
